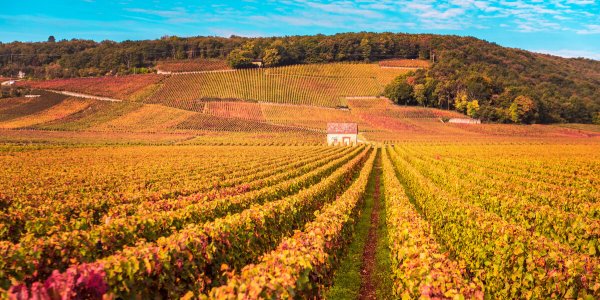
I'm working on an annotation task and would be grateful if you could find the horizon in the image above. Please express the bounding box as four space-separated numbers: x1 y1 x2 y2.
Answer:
2 0 600 60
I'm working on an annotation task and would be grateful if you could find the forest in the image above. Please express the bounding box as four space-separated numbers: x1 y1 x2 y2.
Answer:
1 32 599 124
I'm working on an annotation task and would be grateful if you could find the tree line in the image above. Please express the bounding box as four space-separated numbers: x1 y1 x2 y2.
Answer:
383 37 600 124
1 32 598 124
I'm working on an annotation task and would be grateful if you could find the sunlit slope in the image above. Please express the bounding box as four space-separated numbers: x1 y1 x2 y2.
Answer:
345 98 600 141
0 97 91 129
155 58 230 73
35 101 144 131
147 63 412 108
16 74 165 101
2 90 596 140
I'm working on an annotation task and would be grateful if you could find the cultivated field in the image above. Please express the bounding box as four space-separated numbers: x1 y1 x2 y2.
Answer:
155 58 230 73
379 58 431 68
2 140 600 299
148 63 411 108
2 61 600 299
17 74 165 100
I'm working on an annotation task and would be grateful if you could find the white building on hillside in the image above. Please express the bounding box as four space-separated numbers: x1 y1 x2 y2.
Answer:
327 123 358 146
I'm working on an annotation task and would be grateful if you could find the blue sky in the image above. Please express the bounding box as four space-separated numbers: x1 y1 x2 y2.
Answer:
2 0 600 59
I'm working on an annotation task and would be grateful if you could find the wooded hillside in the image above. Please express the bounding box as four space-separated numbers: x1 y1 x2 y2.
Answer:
1 32 598 124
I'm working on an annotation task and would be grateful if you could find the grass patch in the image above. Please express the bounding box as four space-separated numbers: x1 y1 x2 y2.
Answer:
375 180 394 299
325 150 379 300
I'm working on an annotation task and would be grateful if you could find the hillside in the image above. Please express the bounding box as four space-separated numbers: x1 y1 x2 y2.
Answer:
2 61 599 144
2 32 600 124
148 63 410 108
0 86 597 147
2 39 600 300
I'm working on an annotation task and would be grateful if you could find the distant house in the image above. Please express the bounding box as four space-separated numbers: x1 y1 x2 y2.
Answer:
327 123 358 146
251 59 263 68
447 118 481 124
18 71 25 79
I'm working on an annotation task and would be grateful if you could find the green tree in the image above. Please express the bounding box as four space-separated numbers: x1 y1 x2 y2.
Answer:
262 41 289 67
384 76 414 105
423 77 438 106
593 112 600 125
454 91 469 113
226 48 254 68
360 38 372 62
510 95 537 124
413 84 426 106
467 100 480 118
434 81 454 110
262 48 282 67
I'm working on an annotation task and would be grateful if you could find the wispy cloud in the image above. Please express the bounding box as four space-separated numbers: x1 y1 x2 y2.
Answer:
304 2 384 18
124 7 203 24
577 25 600 34
125 8 187 18
534 49 600 59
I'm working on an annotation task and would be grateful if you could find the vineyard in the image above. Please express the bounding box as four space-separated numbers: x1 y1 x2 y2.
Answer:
155 59 230 73
1 90 597 144
2 145 372 297
378 59 431 68
2 58 600 299
148 63 411 108
1 141 599 299
9 62 596 141
16 75 165 100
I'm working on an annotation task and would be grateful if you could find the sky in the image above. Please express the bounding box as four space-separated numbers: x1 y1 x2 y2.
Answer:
2 0 600 59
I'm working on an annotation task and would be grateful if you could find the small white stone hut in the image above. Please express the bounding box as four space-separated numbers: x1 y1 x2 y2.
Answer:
327 123 358 146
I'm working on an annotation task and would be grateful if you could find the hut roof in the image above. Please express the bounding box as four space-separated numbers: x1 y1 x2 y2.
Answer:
327 123 358 134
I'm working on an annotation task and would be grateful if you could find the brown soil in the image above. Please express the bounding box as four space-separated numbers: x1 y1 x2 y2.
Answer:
359 166 381 300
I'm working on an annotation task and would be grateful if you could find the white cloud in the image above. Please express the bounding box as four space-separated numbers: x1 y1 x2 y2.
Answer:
566 0 595 4
577 25 600 34
125 8 187 18
534 49 600 60
304 2 384 18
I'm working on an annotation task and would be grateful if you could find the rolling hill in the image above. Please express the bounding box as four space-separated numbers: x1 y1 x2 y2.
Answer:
2 54 599 146
2 32 600 124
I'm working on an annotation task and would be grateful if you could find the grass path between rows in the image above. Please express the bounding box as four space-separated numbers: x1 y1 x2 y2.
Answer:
326 150 394 299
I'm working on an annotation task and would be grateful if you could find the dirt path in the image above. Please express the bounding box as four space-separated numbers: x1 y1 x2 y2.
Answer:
157 69 236 75
46 90 123 102
359 160 381 300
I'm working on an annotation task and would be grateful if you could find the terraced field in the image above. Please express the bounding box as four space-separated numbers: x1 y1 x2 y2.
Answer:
156 58 230 73
16 74 165 100
0 97 91 129
33 101 144 131
148 63 412 108
89 104 196 132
